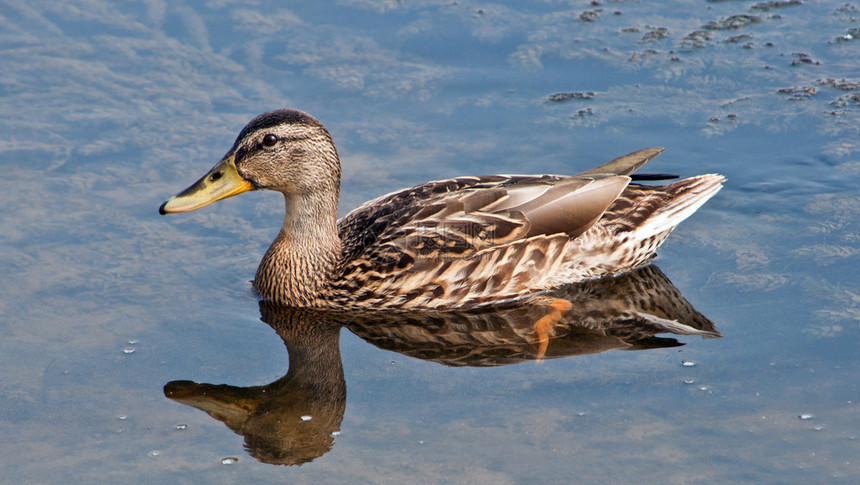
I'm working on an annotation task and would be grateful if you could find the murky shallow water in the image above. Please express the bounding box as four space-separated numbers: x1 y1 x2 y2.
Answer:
2 1 859 483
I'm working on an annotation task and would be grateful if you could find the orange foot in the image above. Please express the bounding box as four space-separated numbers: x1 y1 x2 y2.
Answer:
533 299 573 360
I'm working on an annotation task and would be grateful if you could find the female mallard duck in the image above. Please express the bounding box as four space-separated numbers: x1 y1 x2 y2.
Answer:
160 109 723 310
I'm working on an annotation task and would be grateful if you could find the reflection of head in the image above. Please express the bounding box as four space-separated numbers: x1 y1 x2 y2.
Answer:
241 395 343 466
165 305 346 466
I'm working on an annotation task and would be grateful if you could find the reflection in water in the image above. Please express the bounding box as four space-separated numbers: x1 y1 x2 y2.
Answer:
347 265 719 366
165 265 718 465
165 308 345 466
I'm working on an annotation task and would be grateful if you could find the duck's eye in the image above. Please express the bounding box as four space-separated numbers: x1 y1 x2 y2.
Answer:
263 134 278 147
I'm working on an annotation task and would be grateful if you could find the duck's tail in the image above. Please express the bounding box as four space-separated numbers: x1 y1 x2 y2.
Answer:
551 174 724 284
617 174 725 239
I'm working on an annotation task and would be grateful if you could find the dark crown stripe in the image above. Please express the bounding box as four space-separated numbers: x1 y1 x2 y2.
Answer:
232 109 323 150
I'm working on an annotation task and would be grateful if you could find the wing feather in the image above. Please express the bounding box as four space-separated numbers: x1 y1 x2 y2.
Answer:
327 147 717 309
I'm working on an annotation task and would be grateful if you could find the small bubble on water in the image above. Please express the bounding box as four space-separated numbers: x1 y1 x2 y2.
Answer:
128 339 139 345
123 347 135 354
390 360 396 365
330 431 341 437
117 415 128 420
148 450 160 457
683 379 696 385
221 457 238 465
681 360 696 367
799 414 814 420
698 386 710 392
175 424 188 430
812 426 824 431
576 412 587 417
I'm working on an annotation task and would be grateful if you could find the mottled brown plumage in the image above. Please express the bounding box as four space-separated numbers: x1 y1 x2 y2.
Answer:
160 109 724 309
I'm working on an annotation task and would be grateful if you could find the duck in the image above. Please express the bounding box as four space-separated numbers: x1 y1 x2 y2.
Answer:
160 109 723 310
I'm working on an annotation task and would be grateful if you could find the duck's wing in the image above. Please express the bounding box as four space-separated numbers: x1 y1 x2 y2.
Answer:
333 213 570 310
337 175 512 266
330 149 668 309
336 148 664 260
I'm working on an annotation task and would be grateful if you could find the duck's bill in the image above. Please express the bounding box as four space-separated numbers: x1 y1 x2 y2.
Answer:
159 154 253 214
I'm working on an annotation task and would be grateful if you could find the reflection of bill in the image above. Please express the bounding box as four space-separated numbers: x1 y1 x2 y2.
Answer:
164 264 718 465
165 310 345 466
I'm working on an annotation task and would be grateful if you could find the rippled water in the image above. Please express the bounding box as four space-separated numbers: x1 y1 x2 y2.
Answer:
2 1 859 483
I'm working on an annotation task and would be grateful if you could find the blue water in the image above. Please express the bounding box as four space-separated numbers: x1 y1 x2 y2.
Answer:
1 1 858 483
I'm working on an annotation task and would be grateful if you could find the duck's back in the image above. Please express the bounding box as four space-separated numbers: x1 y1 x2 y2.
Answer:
328 149 723 310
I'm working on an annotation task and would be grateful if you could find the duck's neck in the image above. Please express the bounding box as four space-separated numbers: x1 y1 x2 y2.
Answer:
254 191 341 306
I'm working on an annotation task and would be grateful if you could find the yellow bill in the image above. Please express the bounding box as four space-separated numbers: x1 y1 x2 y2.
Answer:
159 154 253 214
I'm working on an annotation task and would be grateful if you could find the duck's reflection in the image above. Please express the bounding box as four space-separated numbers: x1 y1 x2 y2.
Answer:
164 308 345 466
164 265 719 465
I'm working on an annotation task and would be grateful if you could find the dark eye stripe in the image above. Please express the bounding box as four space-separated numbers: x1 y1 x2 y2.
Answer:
236 134 313 161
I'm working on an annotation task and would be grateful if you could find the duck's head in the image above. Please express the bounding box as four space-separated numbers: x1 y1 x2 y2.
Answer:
159 109 340 215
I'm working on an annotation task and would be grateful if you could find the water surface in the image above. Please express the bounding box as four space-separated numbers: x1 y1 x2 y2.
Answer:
1 1 858 483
